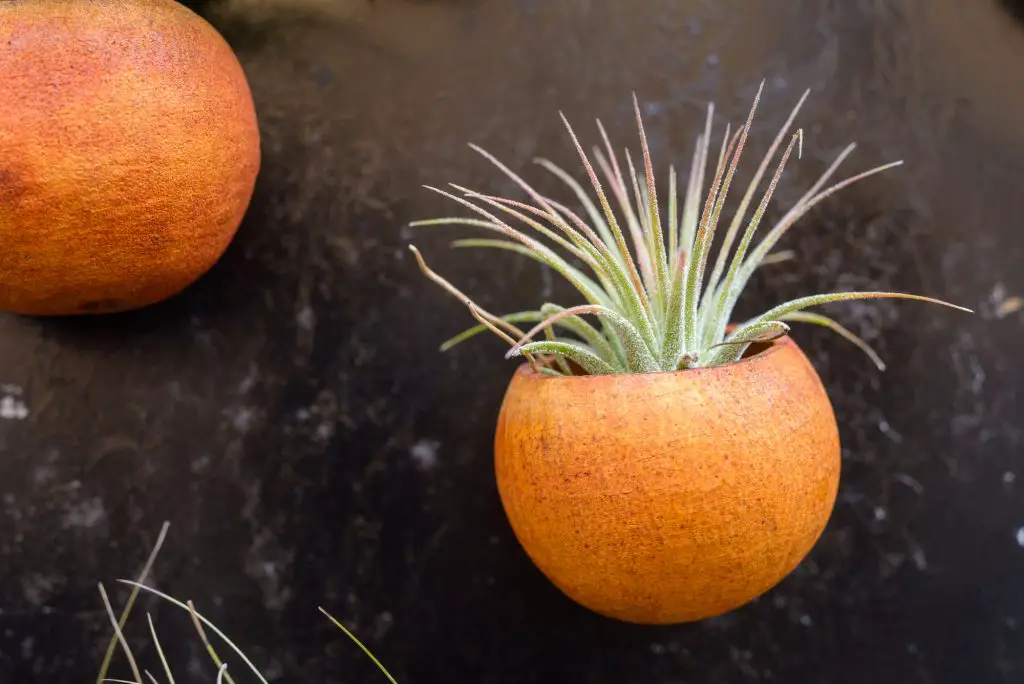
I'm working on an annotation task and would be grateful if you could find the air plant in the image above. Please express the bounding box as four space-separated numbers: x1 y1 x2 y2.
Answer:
408 81 970 376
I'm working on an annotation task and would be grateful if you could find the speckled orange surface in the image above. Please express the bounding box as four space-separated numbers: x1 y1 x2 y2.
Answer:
494 336 841 624
0 0 260 315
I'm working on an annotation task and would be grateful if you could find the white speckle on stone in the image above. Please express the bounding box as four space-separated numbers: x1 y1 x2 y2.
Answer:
643 101 663 116
296 306 317 332
798 614 813 626
1016 527 1024 548
1004 471 1016 485
894 473 925 495
874 506 888 521
20 636 34 659
911 546 928 571
878 419 903 443
238 365 260 394
32 466 56 486
409 439 440 470
0 394 29 420
21 573 61 606
63 497 106 529
315 421 334 441
228 406 257 434
650 642 667 655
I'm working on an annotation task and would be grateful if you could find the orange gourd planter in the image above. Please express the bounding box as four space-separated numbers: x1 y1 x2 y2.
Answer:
409 84 969 624
494 337 839 624
0 0 260 315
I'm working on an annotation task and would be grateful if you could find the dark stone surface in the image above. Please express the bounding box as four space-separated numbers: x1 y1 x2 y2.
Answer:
1 0 1022 682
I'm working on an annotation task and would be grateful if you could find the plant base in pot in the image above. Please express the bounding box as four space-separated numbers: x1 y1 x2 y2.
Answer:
407 82 970 624
495 336 838 624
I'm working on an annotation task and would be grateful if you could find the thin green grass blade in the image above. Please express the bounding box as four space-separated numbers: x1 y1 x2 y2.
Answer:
146 614 176 684
116 581 271 684
780 311 886 370
185 599 240 684
95 521 170 684
319 608 399 684
97 583 143 684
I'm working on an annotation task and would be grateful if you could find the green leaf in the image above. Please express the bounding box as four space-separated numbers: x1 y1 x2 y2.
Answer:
539 303 624 368
704 129 803 347
438 310 546 352
749 291 972 325
780 311 886 370
448 239 613 308
509 304 658 373
702 89 809 314
701 320 791 366
320 608 400 684
422 187 610 307
534 157 621 265
509 340 619 375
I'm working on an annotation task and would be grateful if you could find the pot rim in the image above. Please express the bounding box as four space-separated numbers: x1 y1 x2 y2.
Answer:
514 331 796 382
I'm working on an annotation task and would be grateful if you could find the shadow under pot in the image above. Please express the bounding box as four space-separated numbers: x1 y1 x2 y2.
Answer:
493 334 840 624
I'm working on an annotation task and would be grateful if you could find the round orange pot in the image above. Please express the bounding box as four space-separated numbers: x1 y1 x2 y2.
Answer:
494 334 841 624
0 0 260 315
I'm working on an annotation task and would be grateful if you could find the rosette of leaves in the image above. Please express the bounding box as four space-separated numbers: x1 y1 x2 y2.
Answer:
408 82 970 376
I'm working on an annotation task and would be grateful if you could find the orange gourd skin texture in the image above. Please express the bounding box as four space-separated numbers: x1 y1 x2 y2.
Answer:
0 0 260 315
494 336 841 624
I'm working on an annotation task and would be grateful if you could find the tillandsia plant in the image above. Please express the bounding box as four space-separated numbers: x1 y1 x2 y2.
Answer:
407 81 970 376
406 82 971 626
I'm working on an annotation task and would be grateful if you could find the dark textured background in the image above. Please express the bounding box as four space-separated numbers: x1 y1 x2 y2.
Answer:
1 0 1022 682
